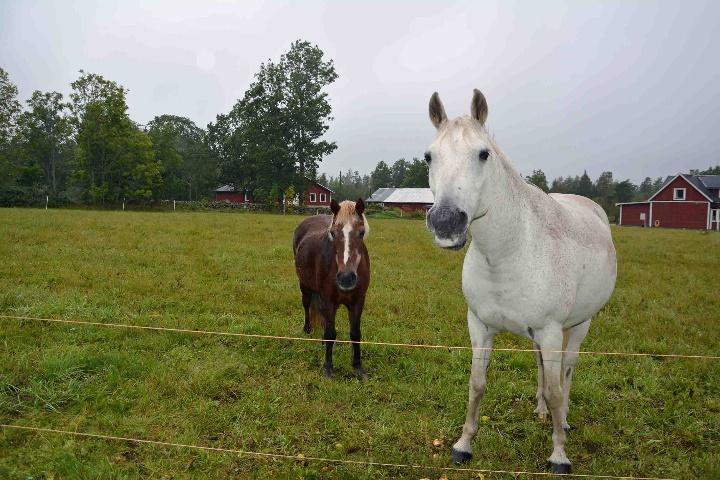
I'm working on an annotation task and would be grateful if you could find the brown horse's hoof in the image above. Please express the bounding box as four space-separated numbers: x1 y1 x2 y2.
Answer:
354 367 369 381
303 324 311 334
549 461 572 474
322 365 333 378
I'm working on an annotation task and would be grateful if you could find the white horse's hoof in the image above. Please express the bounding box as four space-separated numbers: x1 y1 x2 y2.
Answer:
451 448 472 464
537 412 548 422
549 461 572 474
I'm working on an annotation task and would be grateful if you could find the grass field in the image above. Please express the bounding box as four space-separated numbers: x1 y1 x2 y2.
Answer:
1 209 719 479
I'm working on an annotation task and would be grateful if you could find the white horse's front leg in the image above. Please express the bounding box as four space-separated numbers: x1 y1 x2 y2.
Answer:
451 309 495 463
538 326 572 473
533 343 548 421
560 319 591 430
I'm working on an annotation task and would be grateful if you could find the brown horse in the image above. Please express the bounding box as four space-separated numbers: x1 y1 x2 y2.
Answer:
293 198 371 379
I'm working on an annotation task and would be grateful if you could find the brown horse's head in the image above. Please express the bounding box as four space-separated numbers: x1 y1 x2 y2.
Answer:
328 198 369 292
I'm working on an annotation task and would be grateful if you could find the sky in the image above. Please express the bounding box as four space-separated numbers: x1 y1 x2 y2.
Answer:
2 0 719 183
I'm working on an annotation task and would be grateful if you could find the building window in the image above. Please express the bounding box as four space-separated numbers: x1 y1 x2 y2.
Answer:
319 193 326 203
712 209 720 222
673 188 686 200
309 193 316 203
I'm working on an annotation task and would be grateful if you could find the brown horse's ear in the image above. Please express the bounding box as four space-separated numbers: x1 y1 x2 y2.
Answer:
355 198 365 216
429 92 447 129
330 199 340 216
470 89 488 126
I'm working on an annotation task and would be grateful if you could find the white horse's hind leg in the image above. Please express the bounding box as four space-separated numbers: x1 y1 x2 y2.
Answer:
451 309 495 463
560 319 591 431
538 327 572 473
533 344 548 421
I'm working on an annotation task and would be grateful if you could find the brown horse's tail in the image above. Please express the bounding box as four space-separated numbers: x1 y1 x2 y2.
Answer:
308 293 325 331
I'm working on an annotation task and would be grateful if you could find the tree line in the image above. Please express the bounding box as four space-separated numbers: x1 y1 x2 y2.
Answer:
525 167 719 219
0 40 337 207
2 43 718 213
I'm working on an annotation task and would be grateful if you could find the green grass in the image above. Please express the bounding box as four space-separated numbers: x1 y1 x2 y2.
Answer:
0 209 718 479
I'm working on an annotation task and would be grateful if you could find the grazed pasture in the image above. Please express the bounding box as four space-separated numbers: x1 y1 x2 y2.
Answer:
0 209 718 479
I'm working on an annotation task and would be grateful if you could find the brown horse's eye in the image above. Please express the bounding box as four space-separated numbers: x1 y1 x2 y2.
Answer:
359 229 365 239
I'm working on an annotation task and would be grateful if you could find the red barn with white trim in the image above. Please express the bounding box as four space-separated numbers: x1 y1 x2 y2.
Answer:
617 174 720 230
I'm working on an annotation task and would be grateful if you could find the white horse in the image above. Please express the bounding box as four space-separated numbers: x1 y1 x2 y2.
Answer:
425 90 617 473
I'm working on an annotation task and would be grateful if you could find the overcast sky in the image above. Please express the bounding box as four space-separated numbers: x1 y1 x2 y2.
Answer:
2 0 719 182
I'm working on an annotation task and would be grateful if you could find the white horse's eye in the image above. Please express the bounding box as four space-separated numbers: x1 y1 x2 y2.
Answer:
479 149 490 161
424 152 432 164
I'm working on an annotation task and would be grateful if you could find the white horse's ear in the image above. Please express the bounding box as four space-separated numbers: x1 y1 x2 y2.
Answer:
429 92 447 129
470 89 488 126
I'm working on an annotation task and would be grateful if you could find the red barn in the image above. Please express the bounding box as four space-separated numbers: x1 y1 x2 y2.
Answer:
366 188 434 213
302 179 333 207
213 185 251 203
617 174 720 230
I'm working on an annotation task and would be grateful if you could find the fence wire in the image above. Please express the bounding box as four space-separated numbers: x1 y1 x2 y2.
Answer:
1 314 719 360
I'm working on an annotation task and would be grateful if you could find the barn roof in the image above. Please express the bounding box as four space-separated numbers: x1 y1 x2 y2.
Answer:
367 187 434 204
366 188 396 203
697 175 720 189
214 184 238 192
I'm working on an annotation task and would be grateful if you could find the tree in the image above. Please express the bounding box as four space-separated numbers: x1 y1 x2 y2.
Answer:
639 177 654 198
391 158 408 187
328 169 370 201
15 91 73 197
550 176 566 193
279 40 338 185
577 170 595 198
699 165 720 175
70 71 160 202
614 179 637 203
595 171 614 198
148 115 216 200
0 68 21 146
525 169 549 192
213 40 337 205
402 157 429 187
652 177 665 193
0 68 22 195
370 161 392 189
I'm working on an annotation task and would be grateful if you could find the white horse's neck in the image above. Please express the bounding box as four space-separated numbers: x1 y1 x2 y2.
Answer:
469 143 537 261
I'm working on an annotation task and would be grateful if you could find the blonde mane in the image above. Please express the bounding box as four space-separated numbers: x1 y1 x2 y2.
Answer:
332 200 370 236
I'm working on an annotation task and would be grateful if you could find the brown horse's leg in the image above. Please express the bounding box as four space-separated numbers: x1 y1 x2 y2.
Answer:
322 303 338 378
301 286 312 333
348 300 368 381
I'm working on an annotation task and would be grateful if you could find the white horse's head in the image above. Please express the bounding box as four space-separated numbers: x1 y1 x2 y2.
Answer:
425 89 493 250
